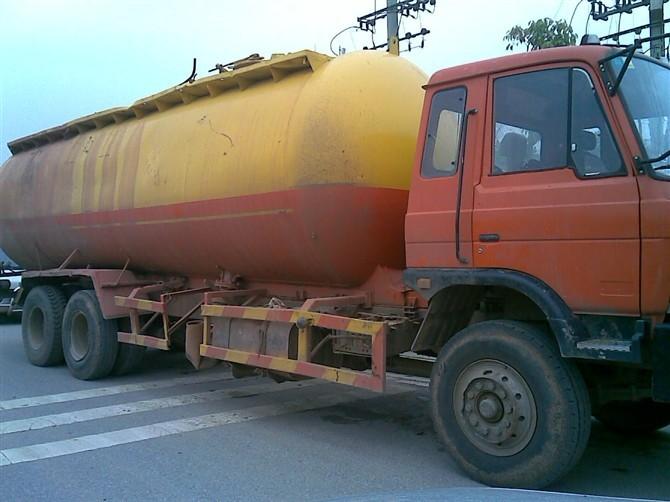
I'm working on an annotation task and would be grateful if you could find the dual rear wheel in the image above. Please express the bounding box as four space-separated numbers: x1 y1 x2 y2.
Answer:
21 286 144 380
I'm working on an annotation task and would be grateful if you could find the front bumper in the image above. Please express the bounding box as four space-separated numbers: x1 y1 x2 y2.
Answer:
653 323 670 402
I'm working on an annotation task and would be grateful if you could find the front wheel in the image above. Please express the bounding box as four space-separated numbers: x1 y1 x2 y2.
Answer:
430 321 591 489
594 399 670 434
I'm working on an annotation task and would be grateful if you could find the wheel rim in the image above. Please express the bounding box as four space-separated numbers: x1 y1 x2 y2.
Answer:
27 307 45 350
453 359 537 456
70 312 90 362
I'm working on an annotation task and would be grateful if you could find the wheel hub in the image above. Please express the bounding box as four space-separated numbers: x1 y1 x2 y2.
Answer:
478 394 503 422
27 307 46 350
454 359 537 456
70 312 90 362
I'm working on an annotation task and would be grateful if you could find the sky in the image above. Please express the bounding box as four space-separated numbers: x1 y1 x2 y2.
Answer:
0 0 655 163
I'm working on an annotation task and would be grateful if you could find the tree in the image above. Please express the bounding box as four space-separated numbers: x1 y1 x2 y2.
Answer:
504 18 577 51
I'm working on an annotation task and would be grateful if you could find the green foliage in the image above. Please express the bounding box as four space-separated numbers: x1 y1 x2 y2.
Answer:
504 18 577 51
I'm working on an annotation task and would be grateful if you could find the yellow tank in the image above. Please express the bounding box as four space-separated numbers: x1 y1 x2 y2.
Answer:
0 50 426 287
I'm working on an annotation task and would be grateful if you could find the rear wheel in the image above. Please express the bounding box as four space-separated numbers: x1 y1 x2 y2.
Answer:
114 343 146 375
430 320 591 489
21 286 67 366
594 399 670 434
112 316 145 375
62 290 118 380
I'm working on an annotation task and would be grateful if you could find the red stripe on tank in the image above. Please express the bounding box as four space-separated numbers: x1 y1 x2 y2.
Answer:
0 185 409 289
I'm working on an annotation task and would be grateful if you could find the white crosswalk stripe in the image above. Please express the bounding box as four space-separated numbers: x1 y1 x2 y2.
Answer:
0 371 235 410
0 379 320 434
0 385 409 467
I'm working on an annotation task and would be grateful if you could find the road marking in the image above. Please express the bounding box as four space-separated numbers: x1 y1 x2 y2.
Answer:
0 386 410 467
1 380 320 434
0 371 236 411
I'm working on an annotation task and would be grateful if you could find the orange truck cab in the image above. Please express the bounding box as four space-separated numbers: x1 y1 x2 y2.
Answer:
406 44 670 362
403 43 670 485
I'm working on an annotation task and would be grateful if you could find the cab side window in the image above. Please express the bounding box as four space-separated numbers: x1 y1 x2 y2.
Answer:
493 67 624 177
570 69 624 176
422 87 467 178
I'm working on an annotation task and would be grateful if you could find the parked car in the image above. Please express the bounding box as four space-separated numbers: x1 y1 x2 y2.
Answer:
0 273 21 317
0 248 22 318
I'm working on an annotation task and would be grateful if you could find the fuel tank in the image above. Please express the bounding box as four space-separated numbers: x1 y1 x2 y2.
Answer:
0 50 426 287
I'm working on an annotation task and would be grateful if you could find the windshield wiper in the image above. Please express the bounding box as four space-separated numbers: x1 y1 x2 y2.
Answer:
599 32 670 96
599 40 642 96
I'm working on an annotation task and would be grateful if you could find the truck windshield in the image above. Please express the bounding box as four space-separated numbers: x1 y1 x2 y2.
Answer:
611 56 670 180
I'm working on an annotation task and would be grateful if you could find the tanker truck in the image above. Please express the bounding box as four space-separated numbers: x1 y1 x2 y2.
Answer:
1 42 669 489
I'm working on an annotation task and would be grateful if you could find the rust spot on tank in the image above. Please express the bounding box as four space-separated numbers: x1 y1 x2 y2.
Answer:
82 135 94 153
82 131 105 212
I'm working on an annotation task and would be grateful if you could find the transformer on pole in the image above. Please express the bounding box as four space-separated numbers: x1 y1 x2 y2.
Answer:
588 0 668 59
356 0 436 54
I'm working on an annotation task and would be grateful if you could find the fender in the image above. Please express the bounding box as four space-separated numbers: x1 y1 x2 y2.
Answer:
404 268 589 358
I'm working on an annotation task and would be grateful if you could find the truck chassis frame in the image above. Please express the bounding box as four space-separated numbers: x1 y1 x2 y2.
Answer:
112 278 389 392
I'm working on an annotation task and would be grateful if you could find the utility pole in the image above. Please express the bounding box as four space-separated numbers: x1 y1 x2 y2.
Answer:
649 0 666 59
356 0 435 53
387 0 400 55
589 0 668 60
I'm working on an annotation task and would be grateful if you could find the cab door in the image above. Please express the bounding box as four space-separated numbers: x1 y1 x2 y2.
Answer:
405 77 486 268
472 65 640 315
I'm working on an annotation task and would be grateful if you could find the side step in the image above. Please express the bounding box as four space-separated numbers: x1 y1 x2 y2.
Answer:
575 335 643 363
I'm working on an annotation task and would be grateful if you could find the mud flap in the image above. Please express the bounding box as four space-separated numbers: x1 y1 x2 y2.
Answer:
185 320 219 370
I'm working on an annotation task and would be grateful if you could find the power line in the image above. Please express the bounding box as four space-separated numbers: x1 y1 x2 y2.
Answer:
329 26 359 56
356 0 436 53
570 0 586 29
553 0 567 19
587 0 668 58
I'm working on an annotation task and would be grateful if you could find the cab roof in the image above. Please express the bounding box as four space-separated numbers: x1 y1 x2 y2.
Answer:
427 45 614 88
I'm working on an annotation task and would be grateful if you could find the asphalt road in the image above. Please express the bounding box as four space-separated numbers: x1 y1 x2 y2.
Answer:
1 319 669 502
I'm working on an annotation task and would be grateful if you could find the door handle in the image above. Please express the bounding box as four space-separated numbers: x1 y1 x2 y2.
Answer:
479 233 500 242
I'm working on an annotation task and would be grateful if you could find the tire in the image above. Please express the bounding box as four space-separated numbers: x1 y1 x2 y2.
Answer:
112 316 145 376
21 286 67 366
113 343 146 375
62 290 118 380
430 320 591 489
595 399 670 434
